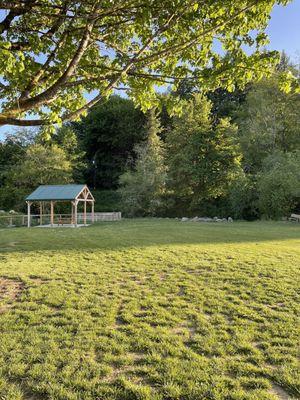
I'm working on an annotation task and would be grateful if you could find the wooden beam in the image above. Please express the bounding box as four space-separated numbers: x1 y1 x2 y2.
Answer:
74 200 78 227
76 199 94 202
84 200 87 226
83 190 90 226
76 186 95 202
50 201 54 226
27 201 31 228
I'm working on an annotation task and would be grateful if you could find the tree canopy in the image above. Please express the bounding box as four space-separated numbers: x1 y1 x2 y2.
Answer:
6 144 73 188
119 109 167 216
166 94 241 213
236 75 300 172
73 95 145 189
0 0 290 128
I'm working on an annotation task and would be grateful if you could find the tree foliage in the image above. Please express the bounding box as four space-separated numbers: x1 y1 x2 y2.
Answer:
228 173 259 220
6 144 73 189
47 124 87 182
119 109 166 216
236 75 300 172
174 78 249 120
0 142 73 210
1 52 300 220
74 95 145 189
166 94 241 213
0 137 25 186
0 0 289 127
257 151 300 218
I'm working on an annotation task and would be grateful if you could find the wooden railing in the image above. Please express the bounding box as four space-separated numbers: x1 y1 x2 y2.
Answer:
79 212 121 221
0 212 121 227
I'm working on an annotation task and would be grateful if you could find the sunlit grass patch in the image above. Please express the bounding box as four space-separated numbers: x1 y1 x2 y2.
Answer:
0 220 299 399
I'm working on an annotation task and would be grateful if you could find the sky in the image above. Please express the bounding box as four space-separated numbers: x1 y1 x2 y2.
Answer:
1 0 300 138
266 0 300 60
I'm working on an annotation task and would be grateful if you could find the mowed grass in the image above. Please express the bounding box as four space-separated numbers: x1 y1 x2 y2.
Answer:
0 219 299 400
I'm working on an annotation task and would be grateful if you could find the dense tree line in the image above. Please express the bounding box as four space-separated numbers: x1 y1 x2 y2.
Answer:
0 54 299 219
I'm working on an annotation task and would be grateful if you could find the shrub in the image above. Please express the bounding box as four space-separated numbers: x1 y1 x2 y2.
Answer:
257 151 300 219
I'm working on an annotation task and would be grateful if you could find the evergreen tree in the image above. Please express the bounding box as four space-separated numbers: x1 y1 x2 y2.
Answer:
119 110 167 216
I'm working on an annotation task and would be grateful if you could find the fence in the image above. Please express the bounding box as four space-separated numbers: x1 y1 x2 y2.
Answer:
0 212 121 227
80 212 122 222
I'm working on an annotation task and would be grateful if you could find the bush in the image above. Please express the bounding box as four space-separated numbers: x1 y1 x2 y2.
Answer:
257 151 300 219
0 187 29 213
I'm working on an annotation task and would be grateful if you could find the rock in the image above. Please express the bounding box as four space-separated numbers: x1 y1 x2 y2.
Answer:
0 210 5 213
228 217 233 223
213 216 218 221
191 217 199 222
181 217 189 222
216 219 223 222
222 218 227 222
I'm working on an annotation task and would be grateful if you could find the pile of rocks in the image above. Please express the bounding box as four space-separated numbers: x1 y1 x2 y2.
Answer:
181 216 233 223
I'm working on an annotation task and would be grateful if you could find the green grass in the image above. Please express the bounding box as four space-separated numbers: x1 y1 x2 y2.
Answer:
0 219 299 400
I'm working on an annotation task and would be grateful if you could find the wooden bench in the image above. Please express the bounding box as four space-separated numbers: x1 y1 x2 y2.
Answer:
289 213 300 222
57 215 75 226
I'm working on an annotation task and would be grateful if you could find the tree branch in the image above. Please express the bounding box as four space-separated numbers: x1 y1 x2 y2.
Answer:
0 116 47 126
7 8 98 115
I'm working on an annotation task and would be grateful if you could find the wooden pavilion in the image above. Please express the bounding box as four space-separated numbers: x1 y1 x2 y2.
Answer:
25 184 95 227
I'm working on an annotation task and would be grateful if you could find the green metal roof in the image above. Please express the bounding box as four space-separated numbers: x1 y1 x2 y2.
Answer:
25 184 87 201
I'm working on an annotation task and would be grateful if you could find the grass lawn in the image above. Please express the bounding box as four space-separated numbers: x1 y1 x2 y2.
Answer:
0 219 299 400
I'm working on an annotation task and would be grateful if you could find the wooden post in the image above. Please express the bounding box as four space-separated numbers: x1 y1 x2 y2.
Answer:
92 202 95 223
40 202 43 225
50 201 54 226
84 199 87 226
27 201 31 228
74 200 78 227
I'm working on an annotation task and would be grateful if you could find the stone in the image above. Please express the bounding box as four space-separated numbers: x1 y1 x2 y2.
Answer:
213 216 218 221
222 218 227 222
228 217 233 223
197 217 211 222
181 217 189 222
